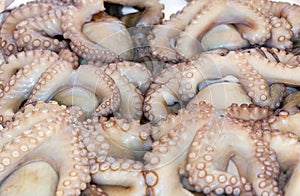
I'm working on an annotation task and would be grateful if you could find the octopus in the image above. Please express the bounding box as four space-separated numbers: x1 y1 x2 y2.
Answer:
0 0 300 195
28 59 152 120
0 0 164 63
0 100 153 195
227 103 300 195
144 102 300 195
149 0 300 62
144 102 281 195
0 49 120 125
143 49 300 123
0 101 91 195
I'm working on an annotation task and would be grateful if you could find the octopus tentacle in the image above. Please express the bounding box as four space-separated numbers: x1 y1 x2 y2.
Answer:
79 117 150 195
92 157 146 195
0 50 60 89
186 82 253 110
82 17 134 61
97 117 152 160
149 0 209 62
0 2 57 56
264 16 293 49
144 103 213 195
187 117 280 195
249 0 300 40
0 101 70 144
81 184 108 196
27 63 121 118
101 61 152 94
242 47 300 66
112 74 143 120
106 0 164 26
13 8 68 52
143 63 186 123
260 130 300 195
61 2 122 63
263 111 300 137
180 51 300 106
186 125 253 195
0 102 90 195
176 0 272 59
225 103 273 121
0 53 66 124
58 48 79 68
97 61 152 120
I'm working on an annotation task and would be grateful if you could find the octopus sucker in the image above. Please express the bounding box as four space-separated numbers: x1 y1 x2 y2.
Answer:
0 101 90 196
27 63 121 118
175 0 272 59
0 2 57 57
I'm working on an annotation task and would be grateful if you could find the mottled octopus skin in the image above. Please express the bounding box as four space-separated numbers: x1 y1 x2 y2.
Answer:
144 102 280 195
176 0 272 59
0 101 90 196
0 2 59 57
